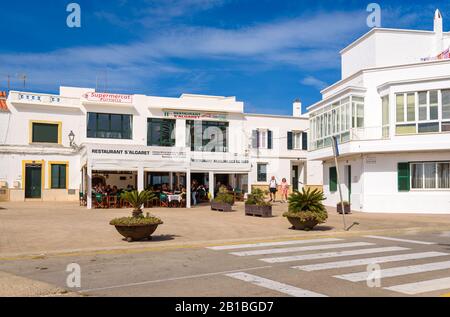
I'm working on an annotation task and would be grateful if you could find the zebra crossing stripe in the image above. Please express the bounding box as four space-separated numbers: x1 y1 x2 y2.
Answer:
207 238 343 251
335 260 450 282
293 252 447 271
230 242 375 257
385 277 450 295
261 247 408 263
364 235 436 245
226 272 327 297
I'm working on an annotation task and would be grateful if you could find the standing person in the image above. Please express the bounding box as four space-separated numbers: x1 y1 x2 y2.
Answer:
269 176 278 202
191 180 198 206
280 178 289 203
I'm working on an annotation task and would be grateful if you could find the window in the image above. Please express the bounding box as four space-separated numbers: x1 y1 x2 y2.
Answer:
31 122 60 144
329 167 337 192
147 118 175 147
430 91 439 120
293 132 302 149
410 162 450 190
259 130 268 149
418 92 427 121
186 120 228 152
396 94 405 123
407 93 416 122
442 90 450 120
382 95 390 138
50 164 67 189
257 163 267 182
87 113 132 139
309 95 360 151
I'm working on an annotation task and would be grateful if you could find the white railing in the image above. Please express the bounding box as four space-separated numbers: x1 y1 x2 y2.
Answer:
8 91 80 107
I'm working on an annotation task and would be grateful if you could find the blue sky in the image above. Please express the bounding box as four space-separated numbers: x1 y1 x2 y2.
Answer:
0 0 449 115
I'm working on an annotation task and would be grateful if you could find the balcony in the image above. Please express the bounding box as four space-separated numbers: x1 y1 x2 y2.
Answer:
310 126 390 152
8 91 81 112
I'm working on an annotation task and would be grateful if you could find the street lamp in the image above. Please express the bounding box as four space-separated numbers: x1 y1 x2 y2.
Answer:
68 130 75 147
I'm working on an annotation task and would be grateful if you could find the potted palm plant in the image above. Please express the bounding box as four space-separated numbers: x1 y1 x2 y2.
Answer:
211 186 234 212
337 201 351 214
283 188 328 231
245 188 272 217
110 190 163 242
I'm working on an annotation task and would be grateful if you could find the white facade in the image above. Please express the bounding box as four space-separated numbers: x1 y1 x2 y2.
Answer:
0 86 322 207
308 10 450 214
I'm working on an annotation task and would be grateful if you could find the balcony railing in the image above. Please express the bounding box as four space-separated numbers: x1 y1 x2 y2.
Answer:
310 126 390 151
8 91 80 107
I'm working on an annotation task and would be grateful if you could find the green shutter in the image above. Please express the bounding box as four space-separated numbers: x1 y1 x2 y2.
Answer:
287 132 293 150
398 163 410 192
330 167 337 192
51 164 67 189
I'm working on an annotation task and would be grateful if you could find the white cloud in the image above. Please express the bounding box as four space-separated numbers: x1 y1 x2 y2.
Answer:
0 9 368 93
301 76 328 90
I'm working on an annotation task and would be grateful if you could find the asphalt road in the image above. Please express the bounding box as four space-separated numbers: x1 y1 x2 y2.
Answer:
1 231 450 297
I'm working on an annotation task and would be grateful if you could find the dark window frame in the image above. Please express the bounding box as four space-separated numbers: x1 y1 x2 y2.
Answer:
257 163 268 182
87 112 133 140
147 118 176 147
31 122 59 144
51 164 67 189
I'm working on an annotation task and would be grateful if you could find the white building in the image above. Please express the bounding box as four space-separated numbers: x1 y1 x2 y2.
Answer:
0 86 322 208
308 9 450 214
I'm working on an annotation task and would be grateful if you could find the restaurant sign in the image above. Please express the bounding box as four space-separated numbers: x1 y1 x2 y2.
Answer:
163 110 227 121
83 92 133 104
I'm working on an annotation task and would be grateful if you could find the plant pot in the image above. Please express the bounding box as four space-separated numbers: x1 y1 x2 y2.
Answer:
337 204 351 214
245 204 272 217
286 217 319 231
113 224 160 242
211 202 233 212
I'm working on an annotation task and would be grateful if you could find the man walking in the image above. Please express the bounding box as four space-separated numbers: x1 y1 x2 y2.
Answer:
269 176 278 202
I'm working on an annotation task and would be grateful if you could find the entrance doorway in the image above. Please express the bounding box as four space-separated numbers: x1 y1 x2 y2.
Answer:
292 165 299 192
345 165 352 203
25 164 42 199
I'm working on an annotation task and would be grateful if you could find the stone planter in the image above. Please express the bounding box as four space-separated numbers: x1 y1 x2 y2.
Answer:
211 201 233 212
286 217 319 231
337 204 351 214
113 224 160 242
245 204 272 218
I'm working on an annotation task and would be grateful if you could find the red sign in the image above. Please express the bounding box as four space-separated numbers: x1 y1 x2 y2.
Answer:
83 92 133 104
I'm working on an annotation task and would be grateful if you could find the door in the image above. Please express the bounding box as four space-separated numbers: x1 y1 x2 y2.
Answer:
346 165 352 203
25 164 42 199
292 165 299 192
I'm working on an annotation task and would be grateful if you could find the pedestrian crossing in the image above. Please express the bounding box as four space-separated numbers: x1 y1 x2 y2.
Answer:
208 235 450 297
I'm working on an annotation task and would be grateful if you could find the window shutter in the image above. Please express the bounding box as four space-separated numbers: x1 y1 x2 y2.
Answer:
398 163 410 192
302 132 308 151
330 167 337 192
268 130 273 149
252 130 258 148
287 132 293 150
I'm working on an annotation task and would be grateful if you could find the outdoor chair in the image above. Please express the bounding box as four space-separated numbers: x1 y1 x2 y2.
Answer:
160 193 169 208
79 192 87 206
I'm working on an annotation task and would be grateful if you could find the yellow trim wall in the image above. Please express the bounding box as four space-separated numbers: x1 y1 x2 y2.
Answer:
47 161 69 189
29 120 63 145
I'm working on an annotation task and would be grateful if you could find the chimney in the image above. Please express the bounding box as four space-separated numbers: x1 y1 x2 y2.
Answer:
434 9 444 55
293 99 302 117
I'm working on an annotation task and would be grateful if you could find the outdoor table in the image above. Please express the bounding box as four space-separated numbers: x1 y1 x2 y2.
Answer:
168 195 182 203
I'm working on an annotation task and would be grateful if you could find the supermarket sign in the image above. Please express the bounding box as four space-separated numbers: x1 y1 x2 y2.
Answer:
83 92 133 104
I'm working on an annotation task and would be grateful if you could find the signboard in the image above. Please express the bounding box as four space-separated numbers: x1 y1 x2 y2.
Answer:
163 110 227 121
83 92 133 104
